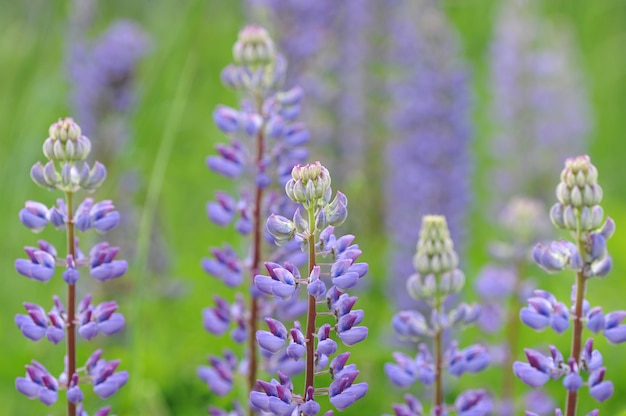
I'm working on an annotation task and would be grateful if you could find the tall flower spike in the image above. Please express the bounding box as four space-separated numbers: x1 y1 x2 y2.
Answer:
515 155 620 416
14 118 127 415
385 0 472 312
386 215 490 416
489 0 591 208
199 25 310 415
251 162 369 413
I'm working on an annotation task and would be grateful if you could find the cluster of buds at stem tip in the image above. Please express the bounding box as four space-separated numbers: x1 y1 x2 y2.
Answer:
232 25 276 68
31 118 106 193
534 155 614 278
550 155 604 232
407 215 465 300
268 162 348 244
221 25 285 94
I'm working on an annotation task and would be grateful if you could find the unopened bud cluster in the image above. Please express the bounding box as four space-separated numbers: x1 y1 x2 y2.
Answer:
32 118 106 193
285 162 331 206
43 118 92 162
268 162 348 245
408 216 464 300
221 25 285 94
386 215 489 415
232 25 276 67
551 155 604 232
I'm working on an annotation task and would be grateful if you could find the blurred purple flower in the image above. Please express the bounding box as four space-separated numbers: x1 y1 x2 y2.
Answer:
384 0 472 310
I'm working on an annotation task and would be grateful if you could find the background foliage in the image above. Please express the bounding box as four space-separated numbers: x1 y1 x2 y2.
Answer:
1 0 625 414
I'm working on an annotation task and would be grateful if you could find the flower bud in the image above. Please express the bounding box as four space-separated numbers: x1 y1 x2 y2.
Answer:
266 214 295 241
232 26 276 67
43 118 91 162
413 216 458 275
407 273 436 300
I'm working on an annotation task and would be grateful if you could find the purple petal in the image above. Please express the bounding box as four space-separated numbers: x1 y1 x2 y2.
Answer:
98 313 125 335
256 331 286 353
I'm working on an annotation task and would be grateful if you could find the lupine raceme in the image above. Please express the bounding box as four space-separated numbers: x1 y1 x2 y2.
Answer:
385 215 490 416
15 118 128 415
250 162 369 415
515 155 619 416
198 26 310 415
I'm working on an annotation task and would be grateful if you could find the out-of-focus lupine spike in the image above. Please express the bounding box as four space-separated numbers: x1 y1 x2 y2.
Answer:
386 216 491 415
489 0 591 208
384 0 472 311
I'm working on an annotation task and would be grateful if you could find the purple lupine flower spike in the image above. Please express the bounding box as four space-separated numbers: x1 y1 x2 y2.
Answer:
489 0 591 207
386 216 490 415
515 155 621 413
15 117 128 413
199 25 310 413
250 163 368 413
385 0 472 312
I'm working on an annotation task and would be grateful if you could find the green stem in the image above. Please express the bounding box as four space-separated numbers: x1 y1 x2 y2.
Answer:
566 217 587 416
304 206 317 394
65 191 76 416
501 261 526 404
433 284 443 415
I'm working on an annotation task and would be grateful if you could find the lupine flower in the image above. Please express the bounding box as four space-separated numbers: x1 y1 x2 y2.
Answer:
250 162 368 413
14 118 127 412
489 0 591 207
15 360 59 406
515 155 621 412
384 0 472 310
386 216 490 415
199 26 310 413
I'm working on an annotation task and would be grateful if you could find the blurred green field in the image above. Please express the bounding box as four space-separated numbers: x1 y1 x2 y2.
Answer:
1 0 626 415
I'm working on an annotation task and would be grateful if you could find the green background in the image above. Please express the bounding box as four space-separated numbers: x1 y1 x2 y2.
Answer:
1 0 625 414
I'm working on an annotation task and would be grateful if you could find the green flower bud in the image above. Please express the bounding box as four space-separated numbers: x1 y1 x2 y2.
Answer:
286 162 332 204
413 215 458 276
232 26 276 67
553 155 605 232
314 209 327 231
43 118 91 162
293 207 308 234
407 273 436 300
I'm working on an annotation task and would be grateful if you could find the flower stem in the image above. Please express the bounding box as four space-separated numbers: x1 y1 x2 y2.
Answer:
247 94 266 409
565 269 586 416
502 261 526 404
566 220 587 416
65 190 76 416
304 206 317 394
433 285 443 414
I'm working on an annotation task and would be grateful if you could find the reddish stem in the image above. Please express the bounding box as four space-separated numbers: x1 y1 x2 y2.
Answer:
304 208 317 394
65 191 76 416
246 96 265 415
565 270 586 416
